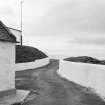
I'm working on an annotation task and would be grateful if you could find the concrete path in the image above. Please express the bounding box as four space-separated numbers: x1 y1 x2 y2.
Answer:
16 59 105 105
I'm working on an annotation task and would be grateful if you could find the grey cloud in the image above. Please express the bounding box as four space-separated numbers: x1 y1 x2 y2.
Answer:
22 0 105 47
26 0 105 36
72 37 105 45
0 6 15 16
47 1 105 33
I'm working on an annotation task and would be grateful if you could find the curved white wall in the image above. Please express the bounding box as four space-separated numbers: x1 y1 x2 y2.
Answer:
15 57 49 71
58 60 105 98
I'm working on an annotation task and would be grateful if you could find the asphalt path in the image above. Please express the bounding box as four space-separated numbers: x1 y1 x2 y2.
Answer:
16 59 105 105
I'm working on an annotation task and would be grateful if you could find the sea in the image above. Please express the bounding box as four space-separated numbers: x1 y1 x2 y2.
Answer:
46 45 105 60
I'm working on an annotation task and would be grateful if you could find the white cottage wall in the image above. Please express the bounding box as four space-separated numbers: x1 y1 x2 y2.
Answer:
9 28 21 45
0 41 15 91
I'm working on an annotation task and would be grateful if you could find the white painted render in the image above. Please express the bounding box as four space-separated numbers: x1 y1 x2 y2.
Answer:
0 41 15 91
15 57 49 71
58 60 105 98
9 28 21 45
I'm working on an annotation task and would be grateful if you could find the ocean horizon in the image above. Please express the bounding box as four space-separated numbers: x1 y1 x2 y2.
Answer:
47 48 105 60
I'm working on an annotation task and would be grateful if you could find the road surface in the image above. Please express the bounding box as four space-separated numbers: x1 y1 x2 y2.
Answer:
16 59 105 105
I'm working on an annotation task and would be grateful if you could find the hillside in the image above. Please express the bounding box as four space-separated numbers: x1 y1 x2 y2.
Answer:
64 56 105 65
16 45 48 63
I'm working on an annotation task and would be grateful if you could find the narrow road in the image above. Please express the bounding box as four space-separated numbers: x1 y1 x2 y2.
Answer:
16 59 105 105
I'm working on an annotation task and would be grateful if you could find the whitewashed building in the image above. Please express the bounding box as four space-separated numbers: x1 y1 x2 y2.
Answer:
0 21 16 94
0 21 30 104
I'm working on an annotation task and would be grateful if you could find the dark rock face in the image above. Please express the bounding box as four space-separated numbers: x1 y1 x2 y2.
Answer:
12 103 22 105
64 56 105 65
16 45 48 63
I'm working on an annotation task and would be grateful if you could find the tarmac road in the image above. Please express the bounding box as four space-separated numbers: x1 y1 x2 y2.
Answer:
16 59 105 105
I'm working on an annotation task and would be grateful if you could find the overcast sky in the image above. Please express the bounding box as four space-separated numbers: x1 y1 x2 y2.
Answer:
0 0 105 56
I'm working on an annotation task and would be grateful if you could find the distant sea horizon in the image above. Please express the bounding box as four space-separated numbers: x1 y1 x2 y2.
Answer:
48 54 105 60
37 44 105 60
47 49 105 60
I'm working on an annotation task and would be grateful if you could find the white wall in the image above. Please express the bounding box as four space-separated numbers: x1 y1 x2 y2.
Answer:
0 41 15 91
58 60 105 98
15 57 49 71
9 28 21 45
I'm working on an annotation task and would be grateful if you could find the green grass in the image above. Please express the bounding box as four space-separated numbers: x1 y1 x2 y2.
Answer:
16 45 48 63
